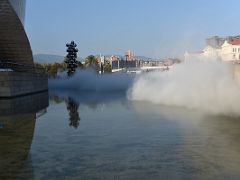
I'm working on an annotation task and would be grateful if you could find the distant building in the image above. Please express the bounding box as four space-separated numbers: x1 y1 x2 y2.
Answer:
100 55 105 64
185 35 240 63
184 48 221 62
184 51 205 61
206 35 240 48
163 58 180 66
125 50 135 61
206 36 225 48
139 60 163 67
221 39 240 62
202 45 221 60
110 55 120 62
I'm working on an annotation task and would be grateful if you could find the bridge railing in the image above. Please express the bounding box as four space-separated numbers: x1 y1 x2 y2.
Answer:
0 60 45 74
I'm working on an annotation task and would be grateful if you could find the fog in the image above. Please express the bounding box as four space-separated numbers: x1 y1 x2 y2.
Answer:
49 89 127 105
49 70 134 92
49 61 240 116
128 61 240 116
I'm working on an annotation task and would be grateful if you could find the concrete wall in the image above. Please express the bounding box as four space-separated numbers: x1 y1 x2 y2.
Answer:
0 72 48 97
0 91 49 115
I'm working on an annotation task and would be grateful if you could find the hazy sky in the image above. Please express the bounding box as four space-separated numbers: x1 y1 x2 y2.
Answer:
25 0 240 58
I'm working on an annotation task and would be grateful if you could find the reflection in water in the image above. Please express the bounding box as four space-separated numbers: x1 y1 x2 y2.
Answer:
0 92 49 179
50 95 81 129
2 90 240 179
50 89 128 129
47 91 240 179
66 97 80 129
49 89 127 107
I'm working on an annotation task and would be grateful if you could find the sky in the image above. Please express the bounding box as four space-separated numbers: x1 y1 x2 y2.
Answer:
25 0 240 59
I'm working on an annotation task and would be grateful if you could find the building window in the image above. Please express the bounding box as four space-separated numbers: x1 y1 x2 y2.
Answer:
233 54 236 59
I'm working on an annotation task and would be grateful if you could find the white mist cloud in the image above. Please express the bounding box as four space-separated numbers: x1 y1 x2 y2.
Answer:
49 70 134 92
128 61 240 116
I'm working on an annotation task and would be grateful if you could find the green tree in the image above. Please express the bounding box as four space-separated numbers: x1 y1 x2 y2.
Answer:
103 61 112 73
38 62 67 78
85 55 99 72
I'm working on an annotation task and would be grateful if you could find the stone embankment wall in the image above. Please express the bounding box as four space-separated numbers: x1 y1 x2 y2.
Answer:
0 72 48 97
0 91 49 115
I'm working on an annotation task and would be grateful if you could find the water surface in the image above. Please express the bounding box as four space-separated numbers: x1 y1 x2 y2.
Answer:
1 91 240 179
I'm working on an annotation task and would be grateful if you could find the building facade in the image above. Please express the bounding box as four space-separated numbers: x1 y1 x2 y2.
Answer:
185 36 240 63
221 39 240 62
0 0 34 70
206 36 225 49
125 50 135 61
0 0 48 97
9 0 26 23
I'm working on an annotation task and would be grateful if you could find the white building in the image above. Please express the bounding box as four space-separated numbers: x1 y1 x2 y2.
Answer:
202 45 221 60
221 40 240 62
185 37 240 63
184 51 204 61
185 46 221 62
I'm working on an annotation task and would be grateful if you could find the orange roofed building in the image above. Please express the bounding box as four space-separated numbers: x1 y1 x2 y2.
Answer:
125 50 135 61
221 39 240 62
185 36 240 63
